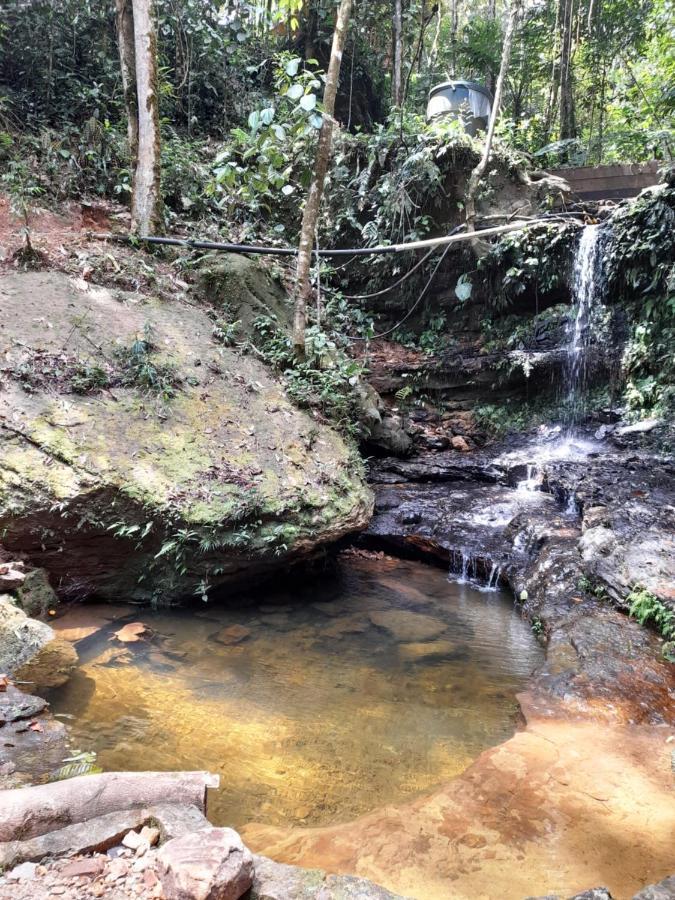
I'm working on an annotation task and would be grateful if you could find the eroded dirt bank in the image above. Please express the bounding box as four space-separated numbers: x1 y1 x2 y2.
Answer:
243 438 675 900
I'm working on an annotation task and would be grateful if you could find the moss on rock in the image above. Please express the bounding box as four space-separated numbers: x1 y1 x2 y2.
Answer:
0 271 372 602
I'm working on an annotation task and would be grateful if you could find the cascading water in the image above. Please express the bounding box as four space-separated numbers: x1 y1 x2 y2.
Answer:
565 224 604 426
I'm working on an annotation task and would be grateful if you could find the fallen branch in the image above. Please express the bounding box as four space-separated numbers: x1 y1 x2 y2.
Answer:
0 770 219 842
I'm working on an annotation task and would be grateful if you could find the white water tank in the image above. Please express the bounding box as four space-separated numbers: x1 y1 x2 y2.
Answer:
426 80 493 135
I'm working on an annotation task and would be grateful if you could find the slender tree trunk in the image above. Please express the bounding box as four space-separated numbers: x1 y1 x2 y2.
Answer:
450 0 459 75
465 0 521 234
392 0 403 106
542 0 562 145
293 0 352 355
131 0 163 236
115 0 138 169
559 0 576 143
305 1 318 61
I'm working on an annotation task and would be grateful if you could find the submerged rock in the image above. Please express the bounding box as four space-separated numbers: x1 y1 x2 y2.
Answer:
212 625 251 646
397 640 461 662
368 609 447 642
0 271 372 602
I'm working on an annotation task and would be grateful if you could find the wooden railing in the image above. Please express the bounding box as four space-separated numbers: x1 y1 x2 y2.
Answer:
549 161 662 201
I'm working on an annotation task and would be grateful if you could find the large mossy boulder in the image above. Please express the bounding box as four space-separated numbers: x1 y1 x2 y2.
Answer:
0 270 372 602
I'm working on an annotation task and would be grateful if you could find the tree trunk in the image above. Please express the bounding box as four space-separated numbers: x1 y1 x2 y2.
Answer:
465 0 521 234
115 0 138 168
0 771 218 843
131 0 163 236
450 0 459 75
392 0 403 106
559 0 576 143
293 0 352 355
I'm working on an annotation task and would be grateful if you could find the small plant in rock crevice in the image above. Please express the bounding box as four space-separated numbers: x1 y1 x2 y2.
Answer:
627 586 675 661
531 617 544 637
113 324 182 403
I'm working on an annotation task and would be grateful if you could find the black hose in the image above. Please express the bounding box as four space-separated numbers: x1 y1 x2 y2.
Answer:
101 233 407 258
338 225 465 301
91 214 581 260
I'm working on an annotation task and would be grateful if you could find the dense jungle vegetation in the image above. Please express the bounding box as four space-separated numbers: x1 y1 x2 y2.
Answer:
1 0 673 425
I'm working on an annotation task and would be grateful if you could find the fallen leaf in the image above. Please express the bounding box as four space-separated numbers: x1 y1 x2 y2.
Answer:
0 674 9 692
29 720 44 732
112 622 149 643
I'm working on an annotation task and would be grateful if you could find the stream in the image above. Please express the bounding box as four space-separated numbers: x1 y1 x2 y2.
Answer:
45 555 543 831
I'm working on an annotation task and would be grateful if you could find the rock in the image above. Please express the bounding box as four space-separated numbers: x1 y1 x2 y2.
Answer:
451 435 471 453
398 640 461 662
616 418 660 436
60 857 106 878
568 892 613 900
0 804 210 869
139 826 160 847
249 854 412 899
0 568 26 591
368 610 447 642
0 595 75 685
15 636 78 689
14 568 57 618
322 616 369 639
6 861 37 881
156 827 253 900
122 830 145 851
0 689 47 725
212 625 251 646
632 874 675 899
0 271 372 603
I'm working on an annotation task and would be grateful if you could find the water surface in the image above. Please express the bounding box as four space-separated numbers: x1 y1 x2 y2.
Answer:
47 555 543 829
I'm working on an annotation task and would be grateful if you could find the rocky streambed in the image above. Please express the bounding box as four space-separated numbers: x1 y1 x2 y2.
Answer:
1 429 674 900
243 431 675 900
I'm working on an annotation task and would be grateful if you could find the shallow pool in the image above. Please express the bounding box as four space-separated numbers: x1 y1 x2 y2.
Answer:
46 554 543 829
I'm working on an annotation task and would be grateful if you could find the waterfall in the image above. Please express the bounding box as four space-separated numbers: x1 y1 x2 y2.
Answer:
564 224 603 426
449 549 502 591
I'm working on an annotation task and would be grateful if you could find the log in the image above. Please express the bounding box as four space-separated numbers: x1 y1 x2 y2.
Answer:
0 803 211 868
0 771 219 842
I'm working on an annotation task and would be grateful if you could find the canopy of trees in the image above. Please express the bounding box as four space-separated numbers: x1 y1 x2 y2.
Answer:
1 0 672 168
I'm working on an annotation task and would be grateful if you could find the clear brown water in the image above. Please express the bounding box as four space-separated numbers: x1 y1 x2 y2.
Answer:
46 556 543 830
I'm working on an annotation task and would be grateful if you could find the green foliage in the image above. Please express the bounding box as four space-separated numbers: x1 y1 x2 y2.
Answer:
577 575 610 600
251 316 364 436
472 391 612 436
49 750 102 782
530 617 544 636
627 586 675 660
70 363 111 395
606 186 675 416
210 53 324 225
479 224 578 310
114 324 182 403
211 317 242 347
